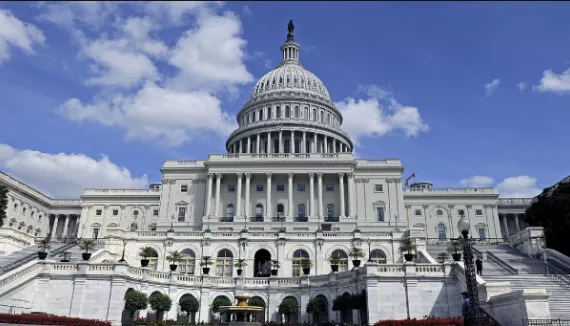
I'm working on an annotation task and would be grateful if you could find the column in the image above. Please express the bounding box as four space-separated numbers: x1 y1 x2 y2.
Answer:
291 130 296 153
236 173 243 218
266 173 272 219
502 215 509 238
239 139 243 154
338 173 346 217
267 132 272 153
256 134 261 153
332 139 336 153
279 131 283 153
313 133 318 153
514 214 521 233
302 131 307 154
62 215 71 238
309 173 316 217
317 173 324 217
288 172 294 218
347 172 355 217
247 136 251 154
324 136 328 154
245 173 251 218
51 214 59 237
205 174 213 216
214 173 222 218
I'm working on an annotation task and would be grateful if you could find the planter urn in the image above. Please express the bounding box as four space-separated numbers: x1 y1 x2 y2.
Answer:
38 252 48 260
271 269 278 276
82 253 92 261
331 264 339 272
452 253 462 261
169 264 178 272
140 259 149 267
404 253 414 262
352 260 361 267
202 267 210 275
302 268 310 275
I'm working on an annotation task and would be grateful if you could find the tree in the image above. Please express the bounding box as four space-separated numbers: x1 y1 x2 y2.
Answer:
80 239 96 253
166 250 182 264
180 295 199 323
0 185 7 228
149 293 172 321
332 294 350 311
124 291 148 319
525 178 570 256
248 296 265 308
212 296 232 313
306 297 326 323
278 298 298 323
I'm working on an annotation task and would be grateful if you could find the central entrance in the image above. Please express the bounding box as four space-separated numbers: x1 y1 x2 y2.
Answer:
254 249 271 277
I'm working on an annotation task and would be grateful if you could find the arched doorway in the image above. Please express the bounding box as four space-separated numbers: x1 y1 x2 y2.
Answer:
254 249 271 277
314 294 329 323
247 296 266 322
360 290 368 325
148 291 162 321
121 288 136 326
340 292 352 324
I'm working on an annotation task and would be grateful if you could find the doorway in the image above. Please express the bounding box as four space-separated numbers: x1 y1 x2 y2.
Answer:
254 249 271 277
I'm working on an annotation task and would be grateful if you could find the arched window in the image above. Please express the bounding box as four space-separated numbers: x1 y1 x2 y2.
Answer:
320 111 324 122
292 249 310 277
370 249 387 264
327 113 331 124
255 204 263 219
130 223 138 232
216 249 233 277
312 109 316 121
276 106 281 118
304 108 309 119
327 204 334 219
146 248 159 271
268 107 272 119
284 139 290 153
180 249 196 275
259 109 263 120
285 106 290 118
298 204 306 218
437 224 447 241
277 204 285 217
226 204 235 220
330 249 349 272
295 106 300 118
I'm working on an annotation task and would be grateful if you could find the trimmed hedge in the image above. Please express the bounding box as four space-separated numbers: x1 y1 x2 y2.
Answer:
130 319 213 326
0 313 111 326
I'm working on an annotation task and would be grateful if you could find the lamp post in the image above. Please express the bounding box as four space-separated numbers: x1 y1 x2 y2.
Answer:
119 239 127 262
457 214 486 326
367 238 372 262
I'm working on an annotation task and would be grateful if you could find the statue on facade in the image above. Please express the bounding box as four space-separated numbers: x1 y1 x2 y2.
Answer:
287 20 295 40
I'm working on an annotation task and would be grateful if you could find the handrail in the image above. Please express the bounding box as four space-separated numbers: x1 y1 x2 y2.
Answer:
472 246 483 259
546 248 570 271
486 251 518 275
50 238 79 257
0 238 78 275
478 307 502 326
545 261 570 289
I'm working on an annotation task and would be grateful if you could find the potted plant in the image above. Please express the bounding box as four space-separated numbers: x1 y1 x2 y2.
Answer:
437 252 450 263
329 256 341 272
399 237 417 262
139 246 155 267
270 260 281 276
80 239 96 261
234 259 248 276
300 258 312 275
58 251 71 262
38 236 51 260
166 250 182 272
447 239 463 261
200 256 213 274
348 247 366 267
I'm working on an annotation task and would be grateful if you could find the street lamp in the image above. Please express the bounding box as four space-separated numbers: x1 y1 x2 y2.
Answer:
457 214 486 326
119 239 127 262
367 238 372 262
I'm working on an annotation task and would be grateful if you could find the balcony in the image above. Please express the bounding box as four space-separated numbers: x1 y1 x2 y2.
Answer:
324 216 339 222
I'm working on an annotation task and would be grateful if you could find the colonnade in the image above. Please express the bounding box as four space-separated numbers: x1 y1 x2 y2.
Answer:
49 214 79 238
205 172 356 220
228 130 351 154
499 213 527 238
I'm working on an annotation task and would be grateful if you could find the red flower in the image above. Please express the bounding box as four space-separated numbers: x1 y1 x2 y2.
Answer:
0 313 111 326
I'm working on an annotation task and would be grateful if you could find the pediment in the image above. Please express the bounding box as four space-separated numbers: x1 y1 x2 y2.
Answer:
372 200 386 205
176 200 189 206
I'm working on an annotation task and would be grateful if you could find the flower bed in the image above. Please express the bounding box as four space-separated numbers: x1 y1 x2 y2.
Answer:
130 319 213 326
0 313 111 326
374 317 494 326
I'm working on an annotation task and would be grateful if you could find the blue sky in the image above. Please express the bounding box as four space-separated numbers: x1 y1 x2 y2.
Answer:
0 1 569 198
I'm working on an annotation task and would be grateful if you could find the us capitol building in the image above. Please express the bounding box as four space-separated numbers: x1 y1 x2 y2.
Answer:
0 22 548 326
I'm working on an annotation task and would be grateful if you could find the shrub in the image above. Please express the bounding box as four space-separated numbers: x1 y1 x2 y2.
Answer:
125 290 148 318
130 319 214 326
149 293 172 321
248 296 265 307
278 298 297 323
0 313 110 325
180 295 199 321
374 316 470 326
211 296 232 313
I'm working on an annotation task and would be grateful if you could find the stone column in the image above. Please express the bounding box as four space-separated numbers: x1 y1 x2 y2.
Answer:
239 139 243 154
256 134 261 153
267 132 272 153
51 214 59 237
302 131 307 154
338 173 346 217
502 215 509 238
291 130 296 153
309 173 316 217
62 215 71 238
347 173 355 217
247 136 251 154
332 138 336 154
266 173 273 219
313 133 318 153
236 173 243 218
288 172 294 218
317 173 324 218
214 173 222 218
514 214 521 233
245 173 251 218
324 136 328 154
205 174 213 216
279 131 283 153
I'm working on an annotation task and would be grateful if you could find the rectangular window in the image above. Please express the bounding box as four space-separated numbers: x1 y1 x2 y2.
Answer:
297 184 305 192
256 185 264 192
228 185 236 192
112 209 118 216
414 209 421 216
377 207 385 222
458 209 465 216
277 184 285 192
92 228 100 239
374 184 383 192
22 207 26 215
326 184 334 191
478 228 486 240
96 209 102 216
180 185 188 192
153 209 159 216
475 209 483 216
178 207 186 222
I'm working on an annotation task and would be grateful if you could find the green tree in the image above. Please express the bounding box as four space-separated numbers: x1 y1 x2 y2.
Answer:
332 294 350 311
0 185 8 228
278 298 298 323
124 291 148 319
248 296 265 308
212 296 232 313
525 178 570 256
306 297 326 323
149 293 172 321
179 295 199 323
80 239 96 253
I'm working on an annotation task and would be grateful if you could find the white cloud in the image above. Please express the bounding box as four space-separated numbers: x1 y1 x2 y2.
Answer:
496 176 541 198
485 78 500 96
0 9 45 63
534 68 570 94
335 85 429 146
242 5 253 17
0 144 148 198
459 176 494 188
517 82 527 92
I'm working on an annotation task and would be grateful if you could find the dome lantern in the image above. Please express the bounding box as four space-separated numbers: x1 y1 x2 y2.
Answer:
280 20 301 64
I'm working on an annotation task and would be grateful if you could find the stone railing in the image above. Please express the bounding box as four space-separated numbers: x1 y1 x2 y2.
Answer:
545 249 570 271
486 251 518 275
0 260 43 297
509 227 546 258
497 198 534 207
208 153 355 161
403 187 496 194
135 230 394 240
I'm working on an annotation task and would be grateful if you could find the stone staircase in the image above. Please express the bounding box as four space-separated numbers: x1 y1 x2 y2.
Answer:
0 244 42 270
49 242 105 262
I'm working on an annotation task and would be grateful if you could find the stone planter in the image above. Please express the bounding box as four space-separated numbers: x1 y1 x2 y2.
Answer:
169 264 178 272
82 253 91 261
237 269 243 276
331 264 339 272
140 259 149 267
302 268 310 275
38 252 48 260
202 267 210 275
352 260 361 267
452 253 462 261
404 253 414 262
271 269 278 276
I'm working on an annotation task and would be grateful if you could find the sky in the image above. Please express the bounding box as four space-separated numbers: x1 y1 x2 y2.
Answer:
0 1 569 199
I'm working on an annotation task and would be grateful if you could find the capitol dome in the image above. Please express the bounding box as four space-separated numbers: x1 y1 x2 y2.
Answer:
226 21 353 155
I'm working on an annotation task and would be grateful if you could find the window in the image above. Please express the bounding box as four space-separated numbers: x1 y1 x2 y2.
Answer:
374 184 383 192
277 185 285 192
133 210 139 216
148 224 157 231
226 204 234 220
256 185 264 192
298 204 306 218
475 209 483 216
478 228 486 240
180 185 188 192
13 203 18 211
38 215 42 222
92 228 100 239
436 209 443 216
277 204 285 217
370 250 387 264
414 209 421 216
259 109 263 120
96 209 102 216
30 211 34 218
297 184 305 192
285 106 290 118
153 209 159 216
295 106 300 118
22 207 26 215
228 185 236 192
255 204 263 218
292 249 310 277
216 249 233 277
437 224 447 241
376 207 385 222
112 209 119 216
178 207 186 222
268 107 272 119
130 223 138 232
146 248 159 271
180 250 196 274
330 249 348 272
326 185 334 191
276 106 281 118
312 109 316 121
327 204 334 218
458 209 465 216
